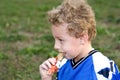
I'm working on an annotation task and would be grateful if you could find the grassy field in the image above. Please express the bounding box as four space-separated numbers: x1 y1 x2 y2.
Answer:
0 0 120 80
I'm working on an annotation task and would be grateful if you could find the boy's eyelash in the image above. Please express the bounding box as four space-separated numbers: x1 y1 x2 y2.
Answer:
59 39 64 41
59 39 63 41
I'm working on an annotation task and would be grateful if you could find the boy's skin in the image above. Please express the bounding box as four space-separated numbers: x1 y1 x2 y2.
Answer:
39 22 93 80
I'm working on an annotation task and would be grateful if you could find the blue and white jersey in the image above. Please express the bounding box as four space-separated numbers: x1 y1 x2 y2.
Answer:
56 50 120 80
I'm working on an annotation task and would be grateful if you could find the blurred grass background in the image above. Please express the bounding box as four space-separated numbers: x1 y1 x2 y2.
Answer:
0 0 120 80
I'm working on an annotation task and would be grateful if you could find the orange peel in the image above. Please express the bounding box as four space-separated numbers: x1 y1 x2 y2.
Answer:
47 53 63 74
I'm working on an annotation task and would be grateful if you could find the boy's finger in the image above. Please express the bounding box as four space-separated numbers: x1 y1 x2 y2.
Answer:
48 58 56 65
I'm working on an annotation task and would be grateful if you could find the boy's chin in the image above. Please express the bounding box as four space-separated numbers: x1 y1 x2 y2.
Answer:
64 55 73 60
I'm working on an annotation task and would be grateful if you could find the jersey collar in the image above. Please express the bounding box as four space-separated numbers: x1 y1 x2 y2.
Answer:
71 49 98 69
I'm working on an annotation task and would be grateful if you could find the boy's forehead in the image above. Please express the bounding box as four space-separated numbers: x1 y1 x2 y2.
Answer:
52 23 68 31
52 22 68 27
52 23 69 36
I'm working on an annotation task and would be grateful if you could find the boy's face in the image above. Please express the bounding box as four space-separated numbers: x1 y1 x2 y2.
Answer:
52 23 83 59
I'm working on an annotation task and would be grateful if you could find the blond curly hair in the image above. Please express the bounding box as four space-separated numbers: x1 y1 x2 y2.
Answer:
47 0 96 41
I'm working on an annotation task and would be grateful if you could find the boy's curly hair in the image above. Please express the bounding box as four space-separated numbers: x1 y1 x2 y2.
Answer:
47 0 96 41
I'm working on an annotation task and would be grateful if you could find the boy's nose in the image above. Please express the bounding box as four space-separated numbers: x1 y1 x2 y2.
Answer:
54 41 60 51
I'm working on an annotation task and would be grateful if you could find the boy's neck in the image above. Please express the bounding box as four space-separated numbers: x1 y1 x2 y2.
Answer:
74 42 93 62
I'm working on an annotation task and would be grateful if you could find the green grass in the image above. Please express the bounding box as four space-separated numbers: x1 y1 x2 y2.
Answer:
0 0 120 80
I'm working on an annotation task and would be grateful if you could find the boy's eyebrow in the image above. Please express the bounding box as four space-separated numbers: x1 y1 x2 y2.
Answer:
53 35 59 38
54 36 61 39
54 36 64 39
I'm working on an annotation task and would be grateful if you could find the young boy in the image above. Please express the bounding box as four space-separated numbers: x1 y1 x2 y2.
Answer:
39 0 120 80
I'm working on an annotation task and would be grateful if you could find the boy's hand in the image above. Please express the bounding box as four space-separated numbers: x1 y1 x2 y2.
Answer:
39 58 56 80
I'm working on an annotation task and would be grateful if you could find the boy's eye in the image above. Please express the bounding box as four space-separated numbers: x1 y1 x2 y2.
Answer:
59 39 64 42
59 39 63 41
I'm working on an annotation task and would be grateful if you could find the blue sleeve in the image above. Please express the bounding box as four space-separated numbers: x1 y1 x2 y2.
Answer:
111 64 120 80
112 73 120 80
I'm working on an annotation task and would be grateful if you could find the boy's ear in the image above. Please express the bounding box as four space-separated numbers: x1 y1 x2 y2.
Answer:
79 33 89 44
